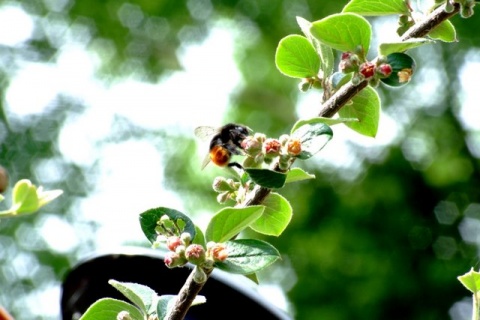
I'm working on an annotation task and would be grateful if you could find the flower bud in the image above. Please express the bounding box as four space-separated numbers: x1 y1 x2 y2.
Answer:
241 136 262 155
287 138 302 156
359 61 375 79
217 191 230 204
180 232 192 245
339 52 360 73
164 252 187 268
166 236 182 251
212 177 234 192
207 242 228 262
376 63 392 78
185 244 206 265
263 138 281 156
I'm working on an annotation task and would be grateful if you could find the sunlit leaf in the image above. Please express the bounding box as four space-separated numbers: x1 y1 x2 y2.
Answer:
109 280 157 315
205 206 265 243
338 85 380 137
428 20 457 42
342 0 409 15
310 13 372 54
249 192 293 236
285 167 316 184
458 268 480 294
275 35 321 78
378 38 433 56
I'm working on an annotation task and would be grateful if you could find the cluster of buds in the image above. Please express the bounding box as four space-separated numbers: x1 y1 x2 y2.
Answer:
241 133 303 171
338 44 395 87
212 176 248 204
153 215 229 273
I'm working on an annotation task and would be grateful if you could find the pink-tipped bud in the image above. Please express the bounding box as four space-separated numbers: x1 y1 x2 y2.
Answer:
166 236 182 252
208 242 228 262
164 252 187 268
185 244 206 265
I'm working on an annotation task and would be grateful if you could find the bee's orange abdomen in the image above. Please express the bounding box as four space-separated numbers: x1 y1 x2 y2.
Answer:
210 145 231 166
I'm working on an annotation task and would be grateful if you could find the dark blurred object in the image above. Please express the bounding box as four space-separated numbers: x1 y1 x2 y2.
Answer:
61 247 291 320
0 166 8 193
0 306 14 320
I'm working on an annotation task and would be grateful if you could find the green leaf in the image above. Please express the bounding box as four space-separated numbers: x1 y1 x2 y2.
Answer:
215 239 280 275
249 193 293 236
285 167 316 184
139 207 196 244
275 35 321 78
79 298 144 320
378 38 433 56
310 13 372 54
338 86 380 137
205 206 265 243
291 117 358 133
192 225 206 248
109 280 157 315
156 295 176 320
245 168 287 189
342 0 409 15
428 20 457 42
458 268 480 294
296 16 334 77
291 122 333 160
156 294 206 319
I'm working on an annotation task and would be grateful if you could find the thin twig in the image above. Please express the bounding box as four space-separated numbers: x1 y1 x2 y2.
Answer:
168 3 463 319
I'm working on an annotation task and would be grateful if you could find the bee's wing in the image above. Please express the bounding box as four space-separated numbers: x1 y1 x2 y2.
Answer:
200 153 211 170
194 126 217 141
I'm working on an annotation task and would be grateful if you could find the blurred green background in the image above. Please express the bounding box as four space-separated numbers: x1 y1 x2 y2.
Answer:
0 0 480 319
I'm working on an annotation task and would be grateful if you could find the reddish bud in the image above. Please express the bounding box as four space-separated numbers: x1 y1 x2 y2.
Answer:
164 252 187 268
166 236 182 252
377 63 392 77
359 62 376 79
264 138 281 155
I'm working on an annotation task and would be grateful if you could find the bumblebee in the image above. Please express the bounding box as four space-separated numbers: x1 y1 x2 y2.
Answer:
194 123 251 169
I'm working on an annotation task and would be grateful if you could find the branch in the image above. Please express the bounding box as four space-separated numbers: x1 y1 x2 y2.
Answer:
169 3 463 319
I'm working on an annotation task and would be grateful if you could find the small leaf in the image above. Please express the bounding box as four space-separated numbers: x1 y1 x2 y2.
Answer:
275 35 321 78
139 207 196 244
245 168 287 189
378 38 433 56
205 206 265 243
310 13 372 54
338 86 380 137
458 268 480 294
215 239 280 275
296 16 335 77
156 295 176 320
428 20 457 42
291 122 333 160
109 280 157 315
285 167 316 184
249 193 293 236
79 298 144 320
193 225 206 248
343 0 409 16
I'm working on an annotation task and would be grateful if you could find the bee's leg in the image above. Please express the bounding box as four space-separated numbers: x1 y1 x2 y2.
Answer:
227 162 243 170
